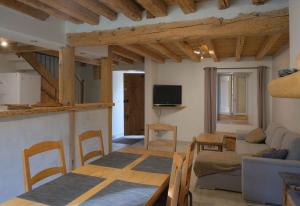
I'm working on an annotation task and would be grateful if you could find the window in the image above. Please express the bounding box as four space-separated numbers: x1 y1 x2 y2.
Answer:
217 73 248 124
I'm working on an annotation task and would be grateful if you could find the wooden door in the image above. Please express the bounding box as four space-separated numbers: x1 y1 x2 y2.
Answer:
124 73 145 135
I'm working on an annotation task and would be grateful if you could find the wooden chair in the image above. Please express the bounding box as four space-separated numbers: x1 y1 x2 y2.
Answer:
23 140 66 192
145 123 177 152
179 137 197 206
78 130 104 166
167 152 184 206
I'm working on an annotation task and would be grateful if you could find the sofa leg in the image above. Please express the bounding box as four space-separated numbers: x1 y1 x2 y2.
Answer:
188 190 193 206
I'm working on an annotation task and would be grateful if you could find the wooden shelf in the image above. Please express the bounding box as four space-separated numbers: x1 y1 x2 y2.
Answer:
268 71 300 98
153 105 186 110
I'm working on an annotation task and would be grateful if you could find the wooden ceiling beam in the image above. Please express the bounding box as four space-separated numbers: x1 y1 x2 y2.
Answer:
236 36 245 61
175 0 196 14
219 0 231 9
112 54 134 64
67 9 289 47
252 0 266 5
0 45 48 53
74 0 117 21
111 46 144 63
147 43 181 62
0 0 49 21
19 0 82 24
136 0 168 17
39 0 99 25
124 45 165 63
101 0 143 21
204 39 219 62
176 41 200 62
256 34 282 60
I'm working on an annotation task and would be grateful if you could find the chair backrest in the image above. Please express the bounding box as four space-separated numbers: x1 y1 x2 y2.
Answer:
78 130 104 166
23 140 66 192
167 152 183 206
145 123 177 152
178 137 196 206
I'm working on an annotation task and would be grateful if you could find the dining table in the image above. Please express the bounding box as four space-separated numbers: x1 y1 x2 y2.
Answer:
1 147 174 206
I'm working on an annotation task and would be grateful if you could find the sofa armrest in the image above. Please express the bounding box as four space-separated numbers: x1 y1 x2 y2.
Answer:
242 156 300 205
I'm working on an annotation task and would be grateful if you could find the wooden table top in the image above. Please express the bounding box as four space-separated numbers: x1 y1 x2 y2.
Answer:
196 133 224 145
1 147 173 206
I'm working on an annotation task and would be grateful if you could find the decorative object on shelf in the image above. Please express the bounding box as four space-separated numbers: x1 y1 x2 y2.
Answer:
278 68 298 77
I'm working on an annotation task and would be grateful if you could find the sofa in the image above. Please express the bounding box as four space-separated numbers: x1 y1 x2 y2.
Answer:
196 123 300 205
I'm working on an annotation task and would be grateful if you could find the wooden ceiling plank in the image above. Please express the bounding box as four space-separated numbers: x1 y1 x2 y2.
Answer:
0 45 48 53
0 0 49 21
100 0 142 21
112 53 134 64
124 45 165 63
205 39 219 62
175 0 196 14
236 36 245 61
39 0 99 25
136 0 168 17
147 43 181 62
111 46 144 63
74 0 117 21
176 41 200 62
252 0 265 5
67 8 289 47
256 34 282 60
19 0 82 24
219 0 231 9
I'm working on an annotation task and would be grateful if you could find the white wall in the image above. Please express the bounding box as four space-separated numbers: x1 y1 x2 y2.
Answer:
0 108 109 202
145 58 272 141
271 48 300 133
289 0 300 67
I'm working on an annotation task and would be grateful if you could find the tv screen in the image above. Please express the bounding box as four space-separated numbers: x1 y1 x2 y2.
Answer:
153 85 182 106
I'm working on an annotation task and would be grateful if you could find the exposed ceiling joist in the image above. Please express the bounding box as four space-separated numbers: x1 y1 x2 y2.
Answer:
124 45 165 63
256 34 282 60
101 0 143 21
205 40 219 62
67 9 289 47
176 41 200 62
147 43 181 62
219 0 231 9
0 45 48 53
74 0 117 21
112 53 134 64
0 0 49 21
252 0 266 5
236 36 246 61
39 0 99 25
111 46 144 63
175 0 196 14
136 0 168 17
19 0 82 24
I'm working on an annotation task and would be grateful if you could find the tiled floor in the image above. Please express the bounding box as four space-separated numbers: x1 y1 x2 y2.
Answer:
113 140 264 206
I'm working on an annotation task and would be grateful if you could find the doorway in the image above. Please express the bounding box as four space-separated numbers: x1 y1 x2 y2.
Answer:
124 73 145 135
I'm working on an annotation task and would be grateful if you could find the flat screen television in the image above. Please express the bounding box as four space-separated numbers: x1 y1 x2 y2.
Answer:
153 85 182 106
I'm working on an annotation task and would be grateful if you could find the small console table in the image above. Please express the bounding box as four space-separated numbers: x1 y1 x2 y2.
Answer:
280 172 300 206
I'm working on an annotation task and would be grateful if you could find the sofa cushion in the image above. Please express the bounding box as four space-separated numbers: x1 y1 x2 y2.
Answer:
256 148 289 159
281 132 300 160
270 127 288 149
236 140 270 155
245 128 266 143
265 123 285 146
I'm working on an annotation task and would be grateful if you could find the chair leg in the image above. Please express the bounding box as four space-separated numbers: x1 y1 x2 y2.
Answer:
188 190 193 206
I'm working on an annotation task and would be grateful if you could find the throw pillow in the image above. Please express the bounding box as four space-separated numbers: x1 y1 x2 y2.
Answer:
255 148 289 159
245 128 266 143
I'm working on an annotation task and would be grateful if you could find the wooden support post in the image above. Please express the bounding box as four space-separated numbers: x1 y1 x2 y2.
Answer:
100 49 113 152
59 46 76 169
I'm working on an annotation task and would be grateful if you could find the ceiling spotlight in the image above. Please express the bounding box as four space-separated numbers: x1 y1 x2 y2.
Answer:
1 40 8 47
194 50 201 55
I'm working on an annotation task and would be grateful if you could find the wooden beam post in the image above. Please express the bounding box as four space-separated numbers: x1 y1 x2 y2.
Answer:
100 49 113 152
236 36 245 61
59 46 75 105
